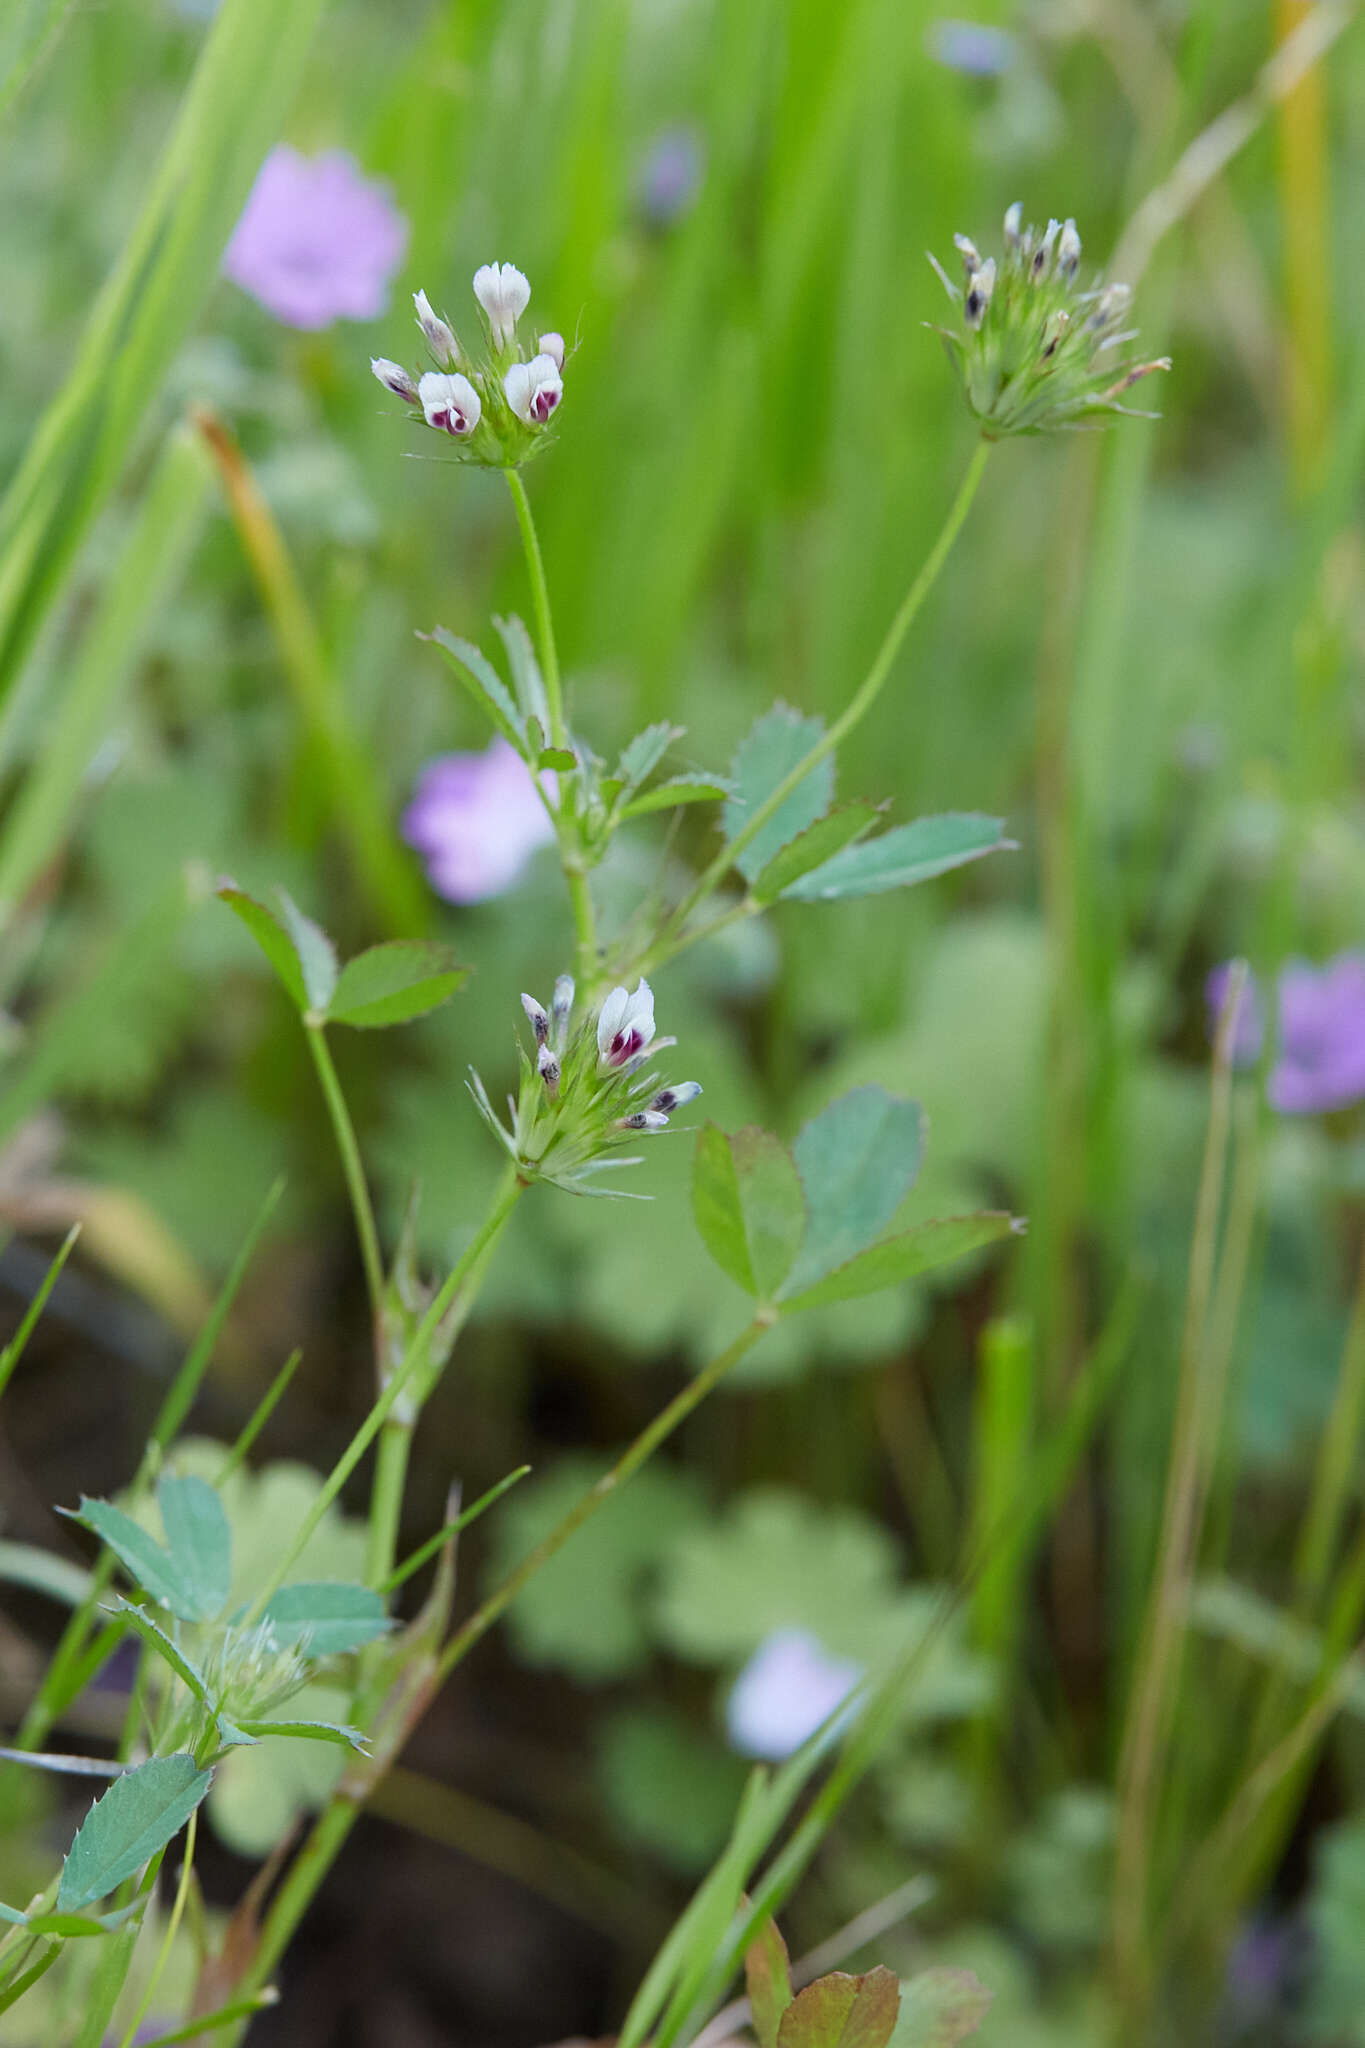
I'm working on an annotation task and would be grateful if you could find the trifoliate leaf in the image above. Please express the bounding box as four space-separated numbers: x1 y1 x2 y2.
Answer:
785 1088 925 1294
485 1456 707 1682
260 1582 392 1658
724 704 835 881
58 1754 212 1911
780 813 1010 901
156 1475 231 1621
327 940 467 1028
216 884 307 1009
60 1498 191 1618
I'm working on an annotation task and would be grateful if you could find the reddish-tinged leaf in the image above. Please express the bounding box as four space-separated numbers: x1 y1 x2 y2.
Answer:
745 1916 794 2048
894 1967 993 2045
777 1967 901 2048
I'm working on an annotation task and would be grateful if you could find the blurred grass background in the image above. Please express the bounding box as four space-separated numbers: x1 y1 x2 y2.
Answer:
2 0 1365 2042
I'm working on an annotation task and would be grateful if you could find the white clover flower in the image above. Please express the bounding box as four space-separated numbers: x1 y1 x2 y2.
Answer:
473 261 531 347
370 357 419 403
418 370 482 437
597 979 655 1069
537 330 565 371
413 288 458 365
504 353 563 426
726 1629 864 1761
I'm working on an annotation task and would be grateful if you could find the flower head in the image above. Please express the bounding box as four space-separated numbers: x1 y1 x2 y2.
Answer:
928 203 1170 436
467 979 700 1196
368 261 566 468
1271 955 1365 1114
504 353 563 425
726 1629 863 1760
223 147 407 330
418 370 481 437
402 737 554 904
473 261 531 348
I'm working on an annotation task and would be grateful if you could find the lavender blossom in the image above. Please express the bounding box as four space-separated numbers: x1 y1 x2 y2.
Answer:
726 1628 863 1760
637 126 705 228
1270 955 1365 1114
223 147 408 331
926 18 1017 76
402 737 554 904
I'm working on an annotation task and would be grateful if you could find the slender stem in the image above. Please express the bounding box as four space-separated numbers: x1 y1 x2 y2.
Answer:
1295 1236 1365 1605
305 1024 384 1333
649 440 992 962
1112 965 1247 2015
234 1316 770 2024
365 1422 412 1592
435 1317 767 1685
504 467 600 982
504 469 566 747
118 1811 198 2048
243 1172 527 1624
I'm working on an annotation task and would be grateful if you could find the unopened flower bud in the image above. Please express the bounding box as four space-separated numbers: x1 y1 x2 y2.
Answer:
618 1110 669 1132
1089 282 1132 332
414 289 458 366
537 1044 561 1099
964 257 995 329
419 370 482 437
1003 201 1023 253
371 357 419 403
551 974 575 1046
953 232 982 275
473 261 531 348
504 354 563 427
521 993 550 1045
1057 218 1081 280
650 1081 702 1113
1030 220 1060 281
537 331 565 371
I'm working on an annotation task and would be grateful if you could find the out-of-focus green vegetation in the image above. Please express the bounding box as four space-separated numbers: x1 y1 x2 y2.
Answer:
2 0 1365 2042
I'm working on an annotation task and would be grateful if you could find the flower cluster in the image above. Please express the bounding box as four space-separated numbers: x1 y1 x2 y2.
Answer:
929 204 1170 436
371 262 566 468
1207 954 1365 1115
222 147 408 331
468 977 701 1195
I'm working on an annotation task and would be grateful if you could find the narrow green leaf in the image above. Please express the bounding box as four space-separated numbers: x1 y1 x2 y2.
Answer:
615 722 684 803
751 804 883 904
724 705 835 881
0 0 76 125
59 1499 187 1616
785 1088 925 1294
233 1718 368 1751
0 1902 25 1925
780 813 1010 902
779 1215 1020 1316
0 1539 92 1608
746 1917 795 2048
424 627 525 752
261 1581 393 1658
156 1475 231 1621
57 1754 212 1911
620 773 731 818
0 1223 79 1409
327 940 468 1028
152 1175 285 1451
492 613 550 729
216 886 306 1009
778 1968 901 2048
26 1910 128 1938
114 1601 214 1710
892 1967 993 2045
275 892 338 1014
0 1746 122 1777
129 1993 279 2046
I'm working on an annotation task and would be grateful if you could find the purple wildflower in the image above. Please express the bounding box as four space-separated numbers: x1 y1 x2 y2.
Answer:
222 147 408 331
1270 954 1365 1114
1205 963 1263 1068
637 126 705 229
402 738 554 905
726 1628 863 1761
926 18 1017 76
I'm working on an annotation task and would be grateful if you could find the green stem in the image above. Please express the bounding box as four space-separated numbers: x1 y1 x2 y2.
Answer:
504 467 599 983
117 1811 197 2048
305 1024 384 1334
245 1171 526 1623
650 439 992 960
235 1315 769 2027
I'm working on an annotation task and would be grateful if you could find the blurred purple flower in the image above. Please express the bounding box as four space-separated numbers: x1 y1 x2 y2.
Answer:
637 126 705 228
726 1628 862 1761
1205 953 1365 1114
402 738 554 905
222 147 408 330
1205 963 1263 1068
1270 954 1365 1114
926 18 1017 76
